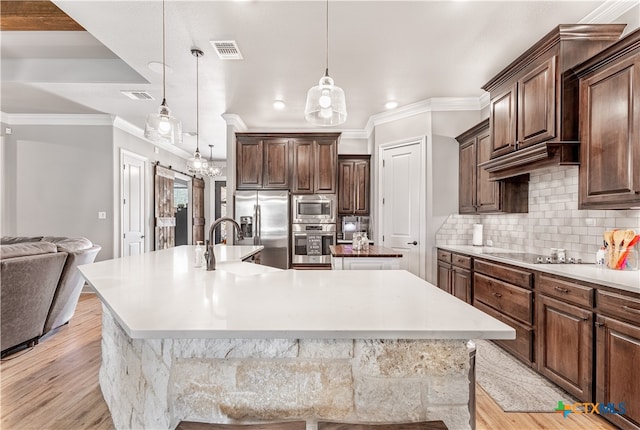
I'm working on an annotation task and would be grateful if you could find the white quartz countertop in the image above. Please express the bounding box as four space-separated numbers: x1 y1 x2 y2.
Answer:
209 244 264 261
438 245 640 295
79 245 515 341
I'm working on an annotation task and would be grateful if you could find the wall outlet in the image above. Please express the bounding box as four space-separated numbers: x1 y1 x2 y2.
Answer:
98 211 107 219
486 239 493 247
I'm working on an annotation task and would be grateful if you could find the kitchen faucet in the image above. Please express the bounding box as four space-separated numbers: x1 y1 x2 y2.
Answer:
204 217 244 271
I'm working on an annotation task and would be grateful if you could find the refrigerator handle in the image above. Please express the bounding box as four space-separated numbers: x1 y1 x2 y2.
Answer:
254 204 260 245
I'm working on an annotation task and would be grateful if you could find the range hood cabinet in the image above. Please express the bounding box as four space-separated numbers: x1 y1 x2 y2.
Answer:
480 24 626 182
478 141 579 181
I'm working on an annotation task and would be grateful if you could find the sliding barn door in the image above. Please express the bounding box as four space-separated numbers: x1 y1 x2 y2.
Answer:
154 165 175 250
192 177 205 244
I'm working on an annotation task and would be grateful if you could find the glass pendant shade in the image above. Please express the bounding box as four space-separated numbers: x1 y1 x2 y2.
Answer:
305 72 347 126
304 0 347 126
187 147 207 174
144 0 182 145
144 100 182 145
203 145 223 177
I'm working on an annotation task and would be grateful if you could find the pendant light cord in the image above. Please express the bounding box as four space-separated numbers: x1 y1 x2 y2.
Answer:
325 0 329 76
162 0 167 102
196 51 199 153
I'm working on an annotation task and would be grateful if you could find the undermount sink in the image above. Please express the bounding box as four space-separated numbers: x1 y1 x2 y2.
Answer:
216 261 282 276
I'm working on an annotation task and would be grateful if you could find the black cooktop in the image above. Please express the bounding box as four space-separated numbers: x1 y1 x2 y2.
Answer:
483 252 590 264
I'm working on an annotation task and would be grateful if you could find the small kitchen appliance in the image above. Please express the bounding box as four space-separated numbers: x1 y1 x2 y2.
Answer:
342 216 370 240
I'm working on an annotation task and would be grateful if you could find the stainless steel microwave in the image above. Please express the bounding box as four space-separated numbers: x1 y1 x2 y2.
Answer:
292 194 337 224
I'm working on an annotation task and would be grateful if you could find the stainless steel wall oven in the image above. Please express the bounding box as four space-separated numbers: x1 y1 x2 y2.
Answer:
291 223 336 265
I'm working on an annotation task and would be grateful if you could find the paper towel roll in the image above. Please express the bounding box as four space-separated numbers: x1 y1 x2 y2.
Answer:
473 224 483 246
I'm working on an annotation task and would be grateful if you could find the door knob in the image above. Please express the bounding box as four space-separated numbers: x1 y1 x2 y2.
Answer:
407 241 417 245
140 235 145 238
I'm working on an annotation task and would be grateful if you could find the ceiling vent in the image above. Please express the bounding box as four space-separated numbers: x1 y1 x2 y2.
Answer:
210 40 243 60
121 90 154 101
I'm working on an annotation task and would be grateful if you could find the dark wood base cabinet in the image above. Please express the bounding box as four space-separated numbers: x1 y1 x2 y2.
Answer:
473 260 534 367
537 295 593 402
596 315 640 429
436 247 640 429
436 250 472 304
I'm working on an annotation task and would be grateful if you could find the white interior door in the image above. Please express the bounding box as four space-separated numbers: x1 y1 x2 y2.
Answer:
122 151 146 257
381 141 423 277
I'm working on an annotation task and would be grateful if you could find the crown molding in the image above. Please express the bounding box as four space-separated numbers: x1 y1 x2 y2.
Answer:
579 0 639 24
221 113 248 131
364 96 484 136
0 112 114 126
113 116 192 160
479 92 491 111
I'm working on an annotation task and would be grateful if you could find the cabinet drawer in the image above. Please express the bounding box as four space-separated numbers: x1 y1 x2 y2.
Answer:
474 300 534 366
474 273 533 325
538 275 594 308
597 290 640 325
452 253 471 269
474 259 532 289
437 249 452 263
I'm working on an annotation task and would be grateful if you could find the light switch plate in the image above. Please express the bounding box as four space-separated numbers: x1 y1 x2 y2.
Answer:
98 211 107 219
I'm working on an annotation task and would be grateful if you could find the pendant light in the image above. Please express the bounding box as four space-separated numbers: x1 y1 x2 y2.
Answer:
144 0 182 145
203 145 223 178
186 48 207 175
304 0 347 126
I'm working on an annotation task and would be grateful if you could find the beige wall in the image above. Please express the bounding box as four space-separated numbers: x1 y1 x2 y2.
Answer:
371 109 482 282
0 119 199 260
1 122 114 260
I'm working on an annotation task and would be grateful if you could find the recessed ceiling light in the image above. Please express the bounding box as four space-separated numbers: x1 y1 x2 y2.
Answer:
273 100 286 110
385 101 398 110
148 61 173 74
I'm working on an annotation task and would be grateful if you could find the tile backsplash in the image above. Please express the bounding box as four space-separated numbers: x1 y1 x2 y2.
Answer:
436 165 640 263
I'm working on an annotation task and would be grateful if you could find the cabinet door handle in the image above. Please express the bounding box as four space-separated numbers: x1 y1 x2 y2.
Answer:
493 292 502 298
407 241 418 245
595 322 605 328
623 306 640 315
554 286 569 293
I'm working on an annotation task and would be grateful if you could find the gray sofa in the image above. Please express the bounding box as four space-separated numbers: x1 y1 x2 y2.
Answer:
0 236 101 356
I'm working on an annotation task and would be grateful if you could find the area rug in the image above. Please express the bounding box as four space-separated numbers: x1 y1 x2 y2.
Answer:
474 339 578 412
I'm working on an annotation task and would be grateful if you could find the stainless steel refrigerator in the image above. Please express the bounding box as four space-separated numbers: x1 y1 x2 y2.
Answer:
235 190 290 270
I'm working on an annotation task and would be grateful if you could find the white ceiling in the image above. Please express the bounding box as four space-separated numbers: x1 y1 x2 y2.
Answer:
0 0 633 161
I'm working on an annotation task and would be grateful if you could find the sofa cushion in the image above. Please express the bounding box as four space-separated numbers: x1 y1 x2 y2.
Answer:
1 236 44 245
41 237 93 253
0 242 58 259
1 251 67 353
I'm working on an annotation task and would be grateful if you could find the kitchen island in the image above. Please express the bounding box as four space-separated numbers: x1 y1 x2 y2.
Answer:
79 245 514 430
330 244 403 270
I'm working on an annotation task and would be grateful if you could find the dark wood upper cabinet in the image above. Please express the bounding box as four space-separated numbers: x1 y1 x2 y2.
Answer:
236 137 264 189
456 119 527 214
458 138 476 214
263 138 291 189
482 24 626 161
517 56 556 149
338 155 370 215
489 84 517 158
292 139 314 193
572 28 640 209
236 133 339 192
314 139 338 194
292 135 338 194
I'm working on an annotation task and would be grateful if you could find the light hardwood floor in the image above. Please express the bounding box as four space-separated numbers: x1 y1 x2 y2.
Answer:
0 294 617 430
